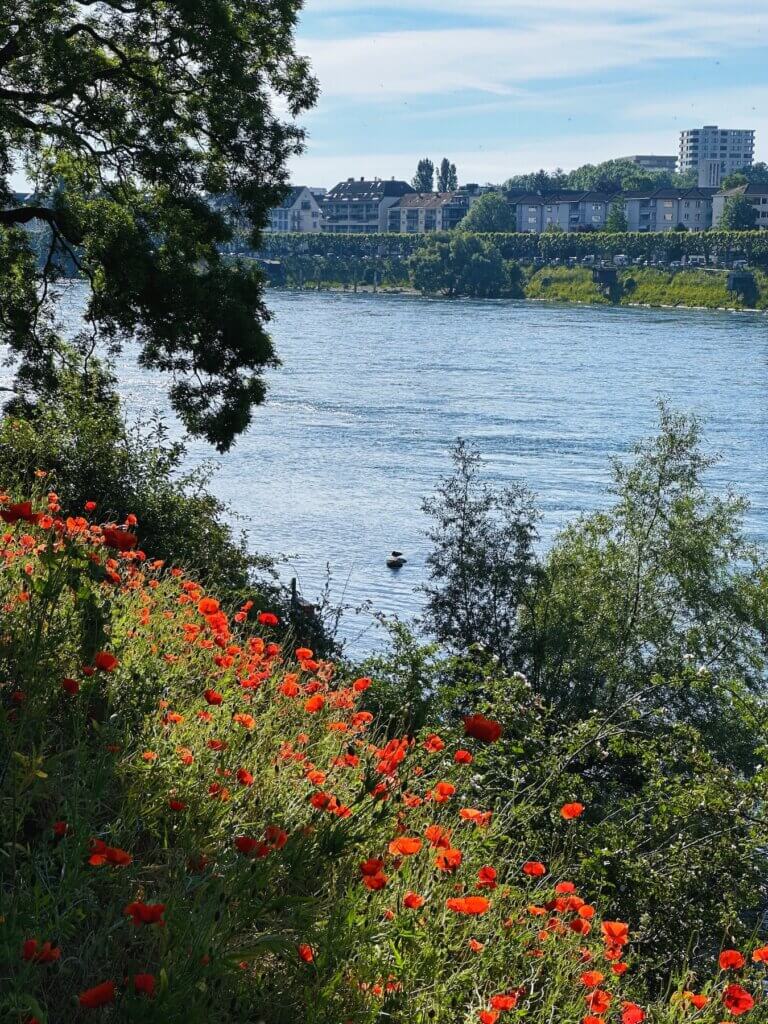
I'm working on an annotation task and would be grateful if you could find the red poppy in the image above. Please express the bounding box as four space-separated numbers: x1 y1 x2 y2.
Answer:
720 949 746 970
204 688 223 705
388 836 422 857
88 839 132 867
52 820 68 839
102 526 138 552
168 799 187 811
85 500 97 512
304 694 325 714
584 990 612 1015
362 872 388 890
360 857 385 876
621 1002 645 1024
490 993 520 1010
423 734 445 752
459 808 492 827
601 921 629 946
431 781 456 803
404 892 424 909
723 984 754 1016
522 861 546 877
133 974 156 997
236 768 254 786
580 971 605 988
258 612 279 626
555 881 576 894
93 651 119 672
198 597 220 615
22 939 61 964
124 901 166 927
435 847 463 872
477 865 498 889
298 944 314 963
353 676 372 692
463 714 502 743
78 981 116 1008
446 896 490 915
1 501 41 525
752 946 768 963
479 1012 499 1024
62 677 80 696
560 802 585 820
454 749 474 764
425 824 452 848
468 938 484 952
233 713 255 730
235 836 262 855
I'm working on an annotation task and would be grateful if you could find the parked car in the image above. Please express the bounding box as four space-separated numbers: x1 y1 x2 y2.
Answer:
687 255 706 268
581 255 596 266
670 261 682 269
732 259 748 270
613 254 629 267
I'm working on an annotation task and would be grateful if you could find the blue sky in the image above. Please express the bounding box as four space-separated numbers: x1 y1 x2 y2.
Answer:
289 0 768 188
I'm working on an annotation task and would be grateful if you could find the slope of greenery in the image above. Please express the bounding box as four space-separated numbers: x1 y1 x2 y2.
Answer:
3 487 768 1024
524 267 609 304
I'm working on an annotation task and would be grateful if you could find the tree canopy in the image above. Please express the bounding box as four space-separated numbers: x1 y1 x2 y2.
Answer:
412 157 435 192
0 0 316 449
719 194 759 231
459 192 514 233
505 159 695 195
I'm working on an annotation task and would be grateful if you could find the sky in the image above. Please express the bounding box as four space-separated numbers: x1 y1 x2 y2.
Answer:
288 0 768 188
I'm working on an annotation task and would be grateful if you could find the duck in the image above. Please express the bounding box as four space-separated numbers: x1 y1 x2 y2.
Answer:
386 550 407 569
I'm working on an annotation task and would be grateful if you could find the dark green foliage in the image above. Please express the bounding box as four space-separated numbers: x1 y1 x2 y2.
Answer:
458 193 515 233
412 158 435 192
409 234 523 297
0 1 317 449
604 200 629 232
719 195 759 231
409 409 768 985
504 159 696 194
437 158 458 192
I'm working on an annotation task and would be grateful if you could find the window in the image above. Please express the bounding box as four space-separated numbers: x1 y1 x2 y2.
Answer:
663 213 673 222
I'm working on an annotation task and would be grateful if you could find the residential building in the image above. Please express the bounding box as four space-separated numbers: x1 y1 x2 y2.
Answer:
267 186 323 233
677 126 755 186
621 155 678 174
386 184 490 233
622 187 716 232
508 190 612 233
713 183 768 228
322 177 414 234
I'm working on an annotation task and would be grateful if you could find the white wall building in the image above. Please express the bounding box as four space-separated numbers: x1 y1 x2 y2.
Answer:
267 186 323 233
678 126 755 185
713 184 768 228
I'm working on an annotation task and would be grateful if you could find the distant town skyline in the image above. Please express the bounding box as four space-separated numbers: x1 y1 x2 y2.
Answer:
288 0 768 188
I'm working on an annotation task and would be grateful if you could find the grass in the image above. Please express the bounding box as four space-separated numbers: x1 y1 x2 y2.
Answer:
2 486 767 1023
523 267 609 304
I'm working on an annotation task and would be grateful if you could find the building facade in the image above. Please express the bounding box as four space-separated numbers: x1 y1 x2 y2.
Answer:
267 186 323 233
322 178 414 234
713 183 768 228
386 184 489 233
677 126 755 185
508 190 612 233
622 187 716 232
621 155 678 173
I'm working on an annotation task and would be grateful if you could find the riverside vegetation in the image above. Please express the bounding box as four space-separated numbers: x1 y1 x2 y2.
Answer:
3 371 768 1023
258 232 768 308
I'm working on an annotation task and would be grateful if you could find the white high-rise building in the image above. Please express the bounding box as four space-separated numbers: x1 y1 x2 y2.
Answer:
678 126 755 185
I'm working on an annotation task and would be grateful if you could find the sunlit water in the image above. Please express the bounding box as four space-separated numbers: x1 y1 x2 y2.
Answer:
5 282 768 653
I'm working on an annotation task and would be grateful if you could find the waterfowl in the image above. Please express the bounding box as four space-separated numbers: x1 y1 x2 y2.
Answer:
386 551 407 569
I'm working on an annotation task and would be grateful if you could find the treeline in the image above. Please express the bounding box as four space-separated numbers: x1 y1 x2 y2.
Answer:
260 229 768 266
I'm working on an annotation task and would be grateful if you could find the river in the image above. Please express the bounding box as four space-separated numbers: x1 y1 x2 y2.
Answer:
10 283 768 652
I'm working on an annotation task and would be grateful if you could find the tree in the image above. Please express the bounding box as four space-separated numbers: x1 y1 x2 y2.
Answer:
412 157 435 193
719 194 759 231
0 1 316 450
459 192 514 233
421 440 539 663
436 157 458 192
721 172 749 191
604 200 628 232
409 234 522 298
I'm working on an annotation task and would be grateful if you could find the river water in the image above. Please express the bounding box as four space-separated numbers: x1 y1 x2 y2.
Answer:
10 283 768 651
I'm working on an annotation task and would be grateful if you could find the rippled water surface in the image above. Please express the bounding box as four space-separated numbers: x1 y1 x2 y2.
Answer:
17 284 768 650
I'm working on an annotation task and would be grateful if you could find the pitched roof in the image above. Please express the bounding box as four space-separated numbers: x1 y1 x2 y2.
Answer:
718 182 768 197
325 179 415 201
392 192 457 210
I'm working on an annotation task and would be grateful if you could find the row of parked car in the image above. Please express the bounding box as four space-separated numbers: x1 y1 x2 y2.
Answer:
528 254 750 270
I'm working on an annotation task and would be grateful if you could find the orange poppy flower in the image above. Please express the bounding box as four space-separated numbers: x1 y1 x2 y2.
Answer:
446 896 490 915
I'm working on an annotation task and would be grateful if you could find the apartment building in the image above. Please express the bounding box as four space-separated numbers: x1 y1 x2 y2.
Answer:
322 178 414 234
678 126 755 186
267 186 323 233
622 187 716 232
386 184 490 233
509 190 612 233
712 183 768 228
621 155 678 173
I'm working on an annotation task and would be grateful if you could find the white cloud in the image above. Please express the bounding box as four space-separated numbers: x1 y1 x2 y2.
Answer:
300 9 767 101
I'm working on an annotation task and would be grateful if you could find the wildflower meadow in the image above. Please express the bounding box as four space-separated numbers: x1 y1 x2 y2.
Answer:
2 485 768 1023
